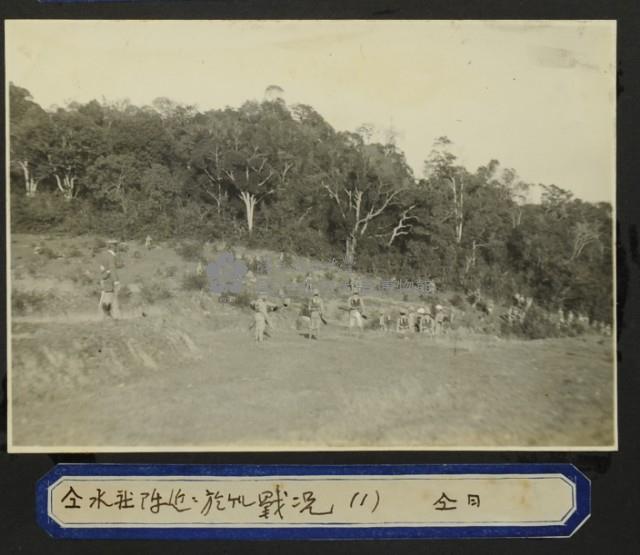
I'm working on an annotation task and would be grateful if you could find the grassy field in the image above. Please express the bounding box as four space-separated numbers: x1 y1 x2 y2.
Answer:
9 234 615 450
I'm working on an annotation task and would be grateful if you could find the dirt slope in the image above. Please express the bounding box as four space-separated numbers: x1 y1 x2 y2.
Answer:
9 234 615 449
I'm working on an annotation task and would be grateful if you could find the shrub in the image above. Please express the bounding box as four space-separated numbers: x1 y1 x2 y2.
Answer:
25 264 38 277
10 193 69 232
140 281 173 304
182 272 209 291
38 245 58 259
67 247 83 258
324 270 336 281
164 265 178 278
12 290 53 315
91 239 108 256
281 252 294 269
504 306 560 340
568 321 587 337
67 269 94 286
93 237 107 250
117 285 132 303
247 257 269 275
175 241 204 261
449 293 466 309
232 289 254 309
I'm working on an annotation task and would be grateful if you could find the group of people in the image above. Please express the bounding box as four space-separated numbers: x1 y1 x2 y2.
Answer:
248 286 451 342
387 305 449 335
557 308 612 336
504 293 534 325
99 242 611 341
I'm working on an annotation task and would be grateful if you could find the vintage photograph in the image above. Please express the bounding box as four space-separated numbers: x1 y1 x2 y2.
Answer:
6 20 616 451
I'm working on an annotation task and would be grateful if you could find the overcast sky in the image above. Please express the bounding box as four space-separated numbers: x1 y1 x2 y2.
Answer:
5 20 615 203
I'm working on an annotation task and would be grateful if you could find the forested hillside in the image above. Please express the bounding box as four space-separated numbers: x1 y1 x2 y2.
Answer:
9 83 613 323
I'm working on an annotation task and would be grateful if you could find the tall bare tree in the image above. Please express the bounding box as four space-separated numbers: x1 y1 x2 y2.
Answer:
324 134 413 265
571 221 601 261
423 137 466 244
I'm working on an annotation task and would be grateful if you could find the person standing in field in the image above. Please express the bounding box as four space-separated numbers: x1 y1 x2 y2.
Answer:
396 309 410 333
98 263 119 319
98 246 121 319
378 310 390 333
251 293 271 343
408 306 417 333
434 304 446 335
308 289 325 340
196 259 205 276
347 290 365 335
304 272 313 292
416 307 427 333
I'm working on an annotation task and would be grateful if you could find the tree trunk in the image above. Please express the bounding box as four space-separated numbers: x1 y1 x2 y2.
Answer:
449 176 464 244
510 206 523 229
26 177 39 197
18 161 38 197
345 235 357 269
54 173 76 201
239 191 257 234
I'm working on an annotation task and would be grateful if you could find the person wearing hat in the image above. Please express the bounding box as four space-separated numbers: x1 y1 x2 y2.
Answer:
396 309 410 333
416 307 427 333
98 247 120 319
304 272 313 292
347 289 365 335
249 292 272 342
434 304 445 335
408 306 418 333
307 288 326 340
98 263 119 319
378 309 390 333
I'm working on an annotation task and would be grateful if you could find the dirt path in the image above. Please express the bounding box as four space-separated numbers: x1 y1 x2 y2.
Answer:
10 314 614 450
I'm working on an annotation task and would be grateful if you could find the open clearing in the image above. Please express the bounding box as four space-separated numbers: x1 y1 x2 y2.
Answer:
9 234 615 449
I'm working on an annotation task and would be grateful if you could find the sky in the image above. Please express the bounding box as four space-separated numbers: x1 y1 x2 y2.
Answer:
5 20 616 203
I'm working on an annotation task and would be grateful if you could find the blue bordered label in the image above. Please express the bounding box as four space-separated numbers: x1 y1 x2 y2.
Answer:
37 464 590 540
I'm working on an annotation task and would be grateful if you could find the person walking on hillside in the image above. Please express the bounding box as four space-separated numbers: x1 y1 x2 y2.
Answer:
396 309 411 334
196 259 205 276
347 290 365 336
304 272 313 292
434 304 445 335
98 264 119 319
250 293 271 343
308 289 326 340
378 310 390 333
98 246 120 319
408 306 418 333
416 307 428 333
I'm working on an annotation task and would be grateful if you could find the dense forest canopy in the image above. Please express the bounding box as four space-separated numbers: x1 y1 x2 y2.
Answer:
9 83 613 323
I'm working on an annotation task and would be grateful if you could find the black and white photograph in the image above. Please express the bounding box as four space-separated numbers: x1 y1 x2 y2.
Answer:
6 19 616 452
